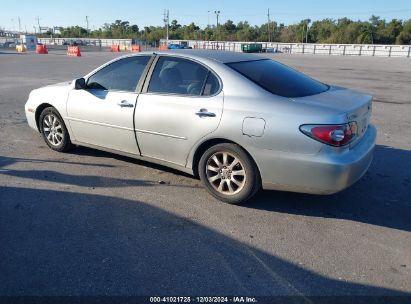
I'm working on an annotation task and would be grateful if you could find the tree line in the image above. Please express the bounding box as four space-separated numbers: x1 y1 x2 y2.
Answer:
44 16 411 45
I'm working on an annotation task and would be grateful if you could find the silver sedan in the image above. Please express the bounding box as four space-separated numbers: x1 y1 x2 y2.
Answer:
25 50 376 204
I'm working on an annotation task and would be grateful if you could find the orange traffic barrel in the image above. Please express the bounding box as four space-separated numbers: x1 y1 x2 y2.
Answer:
131 45 141 52
111 45 120 52
67 46 81 57
36 44 48 54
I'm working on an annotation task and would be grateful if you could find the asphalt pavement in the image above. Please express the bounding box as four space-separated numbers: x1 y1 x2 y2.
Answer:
0 50 410 298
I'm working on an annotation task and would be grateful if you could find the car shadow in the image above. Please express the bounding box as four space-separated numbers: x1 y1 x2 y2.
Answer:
3 144 409 233
246 145 411 232
0 156 116 168
0 185 409 297
0 155 199 189
70 144 411 233
74 146 195 178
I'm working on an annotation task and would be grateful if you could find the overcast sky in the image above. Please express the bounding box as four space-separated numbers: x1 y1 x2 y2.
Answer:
1 0 411 31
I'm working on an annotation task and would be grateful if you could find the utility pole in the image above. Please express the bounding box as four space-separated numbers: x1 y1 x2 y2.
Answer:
18 16 21 33
304 20 310 43
301 22 305 43
167 9 169 44
35 17 41 33
267 8 271 42
214 10 220 28
86 16 89 37
163 9 169 46
214 10 220 44
207 11 210 28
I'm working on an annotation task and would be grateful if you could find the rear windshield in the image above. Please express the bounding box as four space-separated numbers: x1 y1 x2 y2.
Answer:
226 59 329 98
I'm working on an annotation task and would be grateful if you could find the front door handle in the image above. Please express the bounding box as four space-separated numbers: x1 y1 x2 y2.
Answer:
195 108 216 118
118 100 134 108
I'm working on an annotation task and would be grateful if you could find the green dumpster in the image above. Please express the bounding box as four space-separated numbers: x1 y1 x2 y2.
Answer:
241 43 263 53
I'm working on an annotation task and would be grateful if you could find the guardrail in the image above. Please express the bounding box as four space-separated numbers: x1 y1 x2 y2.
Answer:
165 40 411 58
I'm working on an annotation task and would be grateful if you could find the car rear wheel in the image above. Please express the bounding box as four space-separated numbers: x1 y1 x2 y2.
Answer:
199 143 261 204
39 107 73 152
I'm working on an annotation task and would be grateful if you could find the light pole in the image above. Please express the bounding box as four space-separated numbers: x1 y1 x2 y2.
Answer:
36 17 41 34
163 9 169 46
304 19 311 43
86 16 89 37
214 10 220 28
214 10 220 47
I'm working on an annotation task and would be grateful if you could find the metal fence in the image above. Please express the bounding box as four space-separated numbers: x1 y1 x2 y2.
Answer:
5 36 410 57
36 38 159 51
165 40 411 58
37 38 133 47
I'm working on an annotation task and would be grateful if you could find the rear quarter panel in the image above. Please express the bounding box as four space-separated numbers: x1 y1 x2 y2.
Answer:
185 61 348 176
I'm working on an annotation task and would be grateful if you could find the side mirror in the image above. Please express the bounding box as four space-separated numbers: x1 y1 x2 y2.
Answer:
74 78 86 90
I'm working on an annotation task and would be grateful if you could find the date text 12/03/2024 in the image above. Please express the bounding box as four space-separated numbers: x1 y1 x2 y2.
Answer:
149 297 257 303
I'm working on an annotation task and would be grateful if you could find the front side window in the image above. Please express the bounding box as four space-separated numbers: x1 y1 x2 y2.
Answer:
148 57 209 96
227 59 329 98
86 56 150 92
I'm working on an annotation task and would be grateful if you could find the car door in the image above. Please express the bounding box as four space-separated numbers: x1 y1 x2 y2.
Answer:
134 55 223 166
66 55 152 155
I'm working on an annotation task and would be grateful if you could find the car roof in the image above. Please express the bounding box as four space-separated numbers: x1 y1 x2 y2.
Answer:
139 50 266 64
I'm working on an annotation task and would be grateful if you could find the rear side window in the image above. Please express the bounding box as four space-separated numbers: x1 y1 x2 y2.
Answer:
227 59 329 98
203 73 220 96
86 56 150 92
148 56 215 96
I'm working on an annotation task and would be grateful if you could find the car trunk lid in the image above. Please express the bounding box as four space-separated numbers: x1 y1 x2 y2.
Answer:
293 86 373 147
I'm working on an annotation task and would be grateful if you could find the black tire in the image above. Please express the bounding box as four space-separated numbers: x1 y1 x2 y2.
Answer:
39 107 73 152
198 143 261 204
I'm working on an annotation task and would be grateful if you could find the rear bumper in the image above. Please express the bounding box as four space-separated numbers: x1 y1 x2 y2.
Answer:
256 125 377 194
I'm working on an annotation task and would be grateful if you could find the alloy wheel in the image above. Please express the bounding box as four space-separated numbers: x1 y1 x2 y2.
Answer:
206 151 246 195
42 114 64 146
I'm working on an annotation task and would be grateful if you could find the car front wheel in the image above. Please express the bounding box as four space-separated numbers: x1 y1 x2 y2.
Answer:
39 107 73 152
199 143 260 204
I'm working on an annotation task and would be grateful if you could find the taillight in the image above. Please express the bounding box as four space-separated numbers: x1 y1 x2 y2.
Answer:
300 122 357 147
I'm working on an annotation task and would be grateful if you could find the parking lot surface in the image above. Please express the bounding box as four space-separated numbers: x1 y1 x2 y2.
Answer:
0 50 410 296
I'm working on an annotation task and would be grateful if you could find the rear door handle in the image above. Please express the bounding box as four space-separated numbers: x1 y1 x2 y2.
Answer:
195 108 216 118
118 100 134 108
